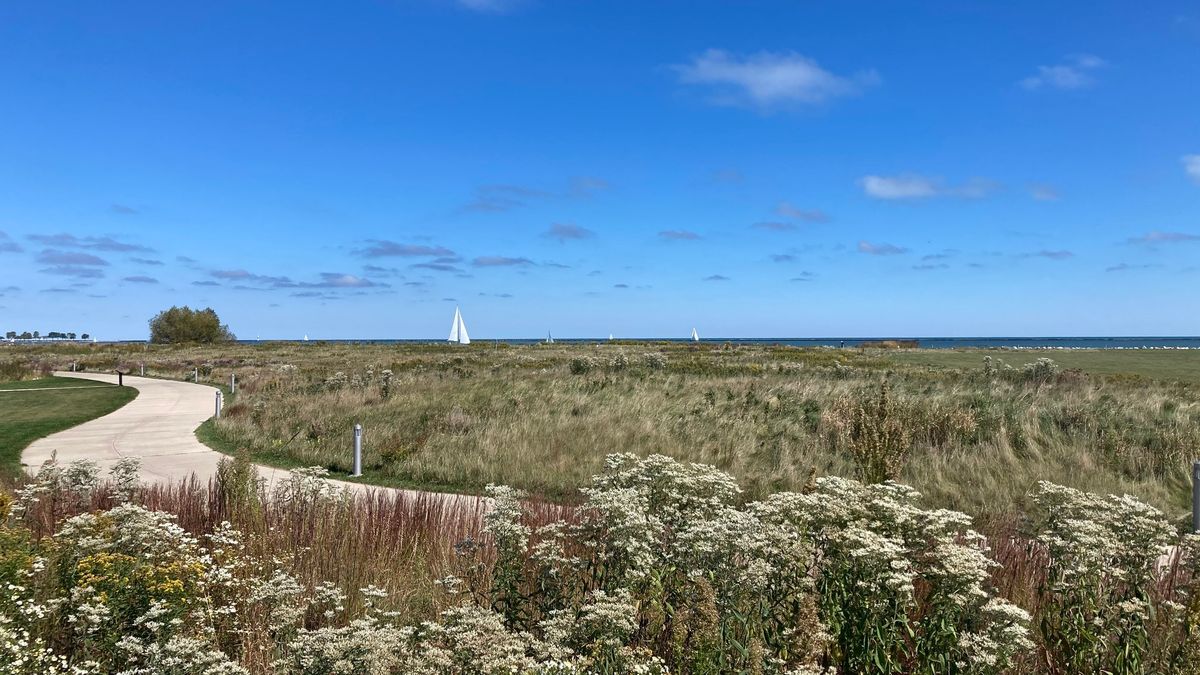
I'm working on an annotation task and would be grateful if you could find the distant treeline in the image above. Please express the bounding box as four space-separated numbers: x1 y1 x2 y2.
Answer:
5 331 90 340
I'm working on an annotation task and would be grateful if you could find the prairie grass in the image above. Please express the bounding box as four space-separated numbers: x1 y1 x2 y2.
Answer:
4 341 1198 526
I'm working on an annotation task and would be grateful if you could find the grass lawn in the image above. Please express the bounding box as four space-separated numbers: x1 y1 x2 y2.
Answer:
0 376 139 477
885 348 1200 383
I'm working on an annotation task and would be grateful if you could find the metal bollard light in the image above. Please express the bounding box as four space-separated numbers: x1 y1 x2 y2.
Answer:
140 363 145 376
1193 460 1200 533
352 424 363 477
215 390 223 418
194 367 199 382
231 373 237 394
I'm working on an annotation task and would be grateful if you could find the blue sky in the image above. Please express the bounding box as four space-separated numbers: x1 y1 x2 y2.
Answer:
1 0 1198 339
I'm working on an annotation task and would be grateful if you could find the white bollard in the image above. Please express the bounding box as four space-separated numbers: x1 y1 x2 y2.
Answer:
215 390 223 418
71 362 76 372
140 363 145 376
352 424 363 477
193 367 199 382
231 373 237 394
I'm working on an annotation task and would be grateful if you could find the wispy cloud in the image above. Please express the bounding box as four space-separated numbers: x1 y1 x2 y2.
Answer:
752 221 798 232
28 233 151 252
311 273 385 288
775 202 830 223
472 255 534 267
613 283 629 289
790 271 816 282
770 253 796 263
569 176 611 197
191 280 220 287
1183 155 1200 184
412 262 464 273
659 229 701 241
40 266 105 279
1127 230 1200 245
37 250 108 266
1029 183 1061 201
464 184 552 212
110 203 138 215
544 222 595 242
912 263 950 271
355 240 456 258
857 241 909 256
123 275 158 283
211 269 291 285
1021 250 1074 260
464 178 609 212
0 231 22 253
130 257 163 266
673 49 878 110
860 174 997 200
1106 262 1164 272
703 274 730 281
1020 54 1106 90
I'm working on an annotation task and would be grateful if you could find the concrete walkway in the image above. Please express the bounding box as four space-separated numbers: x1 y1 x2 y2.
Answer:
22 372 481 508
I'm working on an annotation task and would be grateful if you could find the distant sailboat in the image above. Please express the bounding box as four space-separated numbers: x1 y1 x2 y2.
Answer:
546 331 554 344
608 333 614 341
448 307 471 345
303 334 309 342
691 328 700 342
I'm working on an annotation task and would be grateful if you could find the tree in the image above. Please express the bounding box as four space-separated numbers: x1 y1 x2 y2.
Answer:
81 333 90 340
4 331 14 340
148 306 235 344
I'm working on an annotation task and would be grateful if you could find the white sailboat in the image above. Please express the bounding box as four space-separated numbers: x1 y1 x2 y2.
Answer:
691 328 700 342
608 333 614 341
546 331 554 344
448 307 471 345
303 334 309 342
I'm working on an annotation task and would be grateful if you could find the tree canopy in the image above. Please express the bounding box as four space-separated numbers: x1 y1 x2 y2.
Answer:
148 306 235 344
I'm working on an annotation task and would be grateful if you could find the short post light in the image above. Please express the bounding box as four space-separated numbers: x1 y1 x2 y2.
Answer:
352 424 363 477
215 390 223 418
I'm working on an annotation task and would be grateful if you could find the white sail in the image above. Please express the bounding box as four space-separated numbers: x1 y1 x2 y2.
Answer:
448 307 461 342
691 328 700 342
303 334 309 342
457 311 470 344
608 333 614 341
546 331 554 344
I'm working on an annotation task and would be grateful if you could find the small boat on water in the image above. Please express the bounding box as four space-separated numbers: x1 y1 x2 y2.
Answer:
448 307 471 345
608 333 614 341
691 327 700 342
546 331 554 344
303 334 309 342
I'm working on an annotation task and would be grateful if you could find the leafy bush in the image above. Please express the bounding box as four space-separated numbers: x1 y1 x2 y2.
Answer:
148 306 235 344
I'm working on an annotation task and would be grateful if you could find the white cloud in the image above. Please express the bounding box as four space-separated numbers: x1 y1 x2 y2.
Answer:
673 49 877 110
1020 54 1105 90
1183 155 1200 184
860 174 997 200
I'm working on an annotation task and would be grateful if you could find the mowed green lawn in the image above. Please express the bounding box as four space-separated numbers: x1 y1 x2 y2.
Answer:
886 349 1200 383
0 376 138 476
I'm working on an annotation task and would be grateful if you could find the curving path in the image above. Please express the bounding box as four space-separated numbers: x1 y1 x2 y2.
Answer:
22 372 481 508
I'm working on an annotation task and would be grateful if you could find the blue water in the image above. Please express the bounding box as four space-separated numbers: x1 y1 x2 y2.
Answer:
221 336 1200 349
